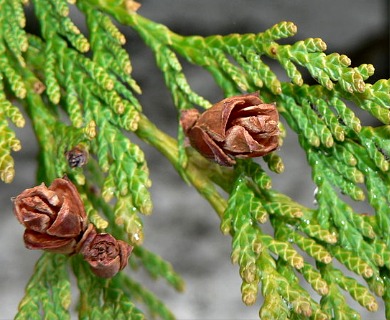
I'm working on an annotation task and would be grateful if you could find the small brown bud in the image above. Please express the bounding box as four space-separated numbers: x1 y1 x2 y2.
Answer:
65 144 89 168
13 177 87 254
78 224 133 278
180 92 279 166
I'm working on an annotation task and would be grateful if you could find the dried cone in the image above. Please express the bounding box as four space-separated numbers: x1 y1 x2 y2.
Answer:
13 177 88 254
13 178 133 278
78 224 133 278
181 92 279 166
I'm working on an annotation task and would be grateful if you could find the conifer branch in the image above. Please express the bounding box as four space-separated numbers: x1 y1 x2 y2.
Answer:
1 0 389 318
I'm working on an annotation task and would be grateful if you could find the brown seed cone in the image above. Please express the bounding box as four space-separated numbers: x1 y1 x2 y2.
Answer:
181 92 279 166
78 224 133 278
13 177 88 254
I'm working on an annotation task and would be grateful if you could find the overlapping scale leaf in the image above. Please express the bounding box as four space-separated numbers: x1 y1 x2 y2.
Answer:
308 147 365 202
300 263 329 296
0 80 24 182
259 263 290 319
177 27 279 94
331 267 378 312
277 37 368 93
343 139 390 242
44 46 61 104
358 127 389 173
330 246 374 279
291 229 332 264
195 31 284 94
80 2 141 95
26 3 142 136
33 0 89 53
366 170 390 237
225 177 261 262
0 90 25 130
0 53 26 99
320 266 362 320
76 54 114 90
49 0 70 16
16 254 71 320
314 98 345 141
207 48 249 91
331 142 358 166
360 126 390 164
299 214 338 244
258 21 298 42
104 135 151 210
0 120 21 153
156 45 211 110
245 51 282 94
281 85 346 146
276 258 299 286
315 181 383 269
221 175 264 306
221 173 335 314
330 97 361 132
301 99 334 147
102 281 143 320
1 0 28 68
278 55 304 86
260 287 289 320
263 152 284 174
258 250 327 319
63 53 140 132
221 174 259 234
241 160 272 190
323 154 364 184
226 47 265 89
80 190 109 229
107 288 144 319
281 95 320 147
258 252 286 319
357 79 390 124
263 193 303 219
89 121 151 244
261 233 304 270
300 124 365 210
7 0 26 27
114 194 144 245
63 63 84 127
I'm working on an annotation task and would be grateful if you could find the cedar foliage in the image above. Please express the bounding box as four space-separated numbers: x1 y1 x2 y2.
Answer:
1 0 389 319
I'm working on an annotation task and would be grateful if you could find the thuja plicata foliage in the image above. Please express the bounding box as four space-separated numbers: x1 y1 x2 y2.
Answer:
1 0 390 319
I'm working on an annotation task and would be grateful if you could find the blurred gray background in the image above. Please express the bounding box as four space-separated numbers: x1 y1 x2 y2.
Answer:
1 0 389 319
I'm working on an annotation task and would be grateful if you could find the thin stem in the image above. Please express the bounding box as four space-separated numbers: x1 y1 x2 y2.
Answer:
135 114 227 218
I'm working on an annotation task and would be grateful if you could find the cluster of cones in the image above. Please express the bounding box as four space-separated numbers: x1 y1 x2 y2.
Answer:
13 177 132 278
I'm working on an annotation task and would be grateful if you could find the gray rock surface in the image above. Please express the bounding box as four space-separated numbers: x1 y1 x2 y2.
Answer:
0 1 388 319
